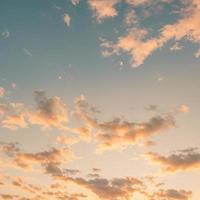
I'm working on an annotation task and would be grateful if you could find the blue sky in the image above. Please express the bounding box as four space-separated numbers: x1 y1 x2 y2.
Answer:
0 0 200 200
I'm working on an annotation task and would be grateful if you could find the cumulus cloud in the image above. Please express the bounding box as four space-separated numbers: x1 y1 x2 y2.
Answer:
0 103 27 130
74 96 177 152
101 0 200 67
0 142 75 170
1 91 69 131
124 9 138 27
101 27 162 67
76 100 175 152
14 147 75 169
151 189 192 200
28 91 69 130
179 105 190 113
70 176 144 200
146 148 200 172
88 0 120 22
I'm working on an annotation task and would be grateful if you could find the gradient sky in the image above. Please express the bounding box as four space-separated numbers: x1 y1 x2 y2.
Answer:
0 0 200 200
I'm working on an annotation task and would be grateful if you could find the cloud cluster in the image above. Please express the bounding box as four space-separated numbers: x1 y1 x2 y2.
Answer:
101 0 200 67
0 103 27 130
146 148 200 172
0 142 75 170
0 91 69 130
150 189 192 200
76 97 175 151
88 0 120 22
28 91 69 130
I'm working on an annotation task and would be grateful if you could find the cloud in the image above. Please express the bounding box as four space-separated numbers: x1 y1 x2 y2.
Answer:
2 29 10 39
64 13 71 26
101 27 162 67
76 100 175 152
1 91 69 131
73 126 92 142
145 105 158 112
70 176 144 200
170 42 184 51
71 0 80 6
0 142 75 170
1 114 27 130
0 103 27 130
0 87 5 97
56 135 79 145
195 48 200 58
124 9 138 27
88 0 120 22
146 148 200 172
152 189 192 200
101 0 200 67
125 0 150 6
28 91 69 130
14 147 75 169
179 105 190 113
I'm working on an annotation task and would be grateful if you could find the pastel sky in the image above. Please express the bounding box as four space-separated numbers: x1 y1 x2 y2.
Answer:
0 0 200 199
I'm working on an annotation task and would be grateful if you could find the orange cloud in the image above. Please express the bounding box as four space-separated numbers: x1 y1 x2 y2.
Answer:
151 189 192 200
0 87 5 97
101 0 200 67
28 91 69 130
64 13 71 27
88 0 120 22
146 148 200 172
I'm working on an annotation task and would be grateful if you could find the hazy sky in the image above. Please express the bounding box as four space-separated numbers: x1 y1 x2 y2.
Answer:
0 0 200 200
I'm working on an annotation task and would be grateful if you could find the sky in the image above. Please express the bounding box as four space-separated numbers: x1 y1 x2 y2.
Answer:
0 0 200 199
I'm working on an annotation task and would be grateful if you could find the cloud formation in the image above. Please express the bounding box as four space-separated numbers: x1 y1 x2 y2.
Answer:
0 87 5 97
150 189 192 200
101 0 200 67
146 148 200 172
0 142 75 170
88 0 120 22
28 91 69 130
64 13 71 26
76 97 175 151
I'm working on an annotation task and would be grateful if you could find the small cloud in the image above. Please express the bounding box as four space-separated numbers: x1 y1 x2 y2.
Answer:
11 83 17 89
64 13 71 27
88 0 120 22
195 48 200 58
170 42 184 51
2 29 10 39
0 87 5 97
146 148 200 172
71 0 80 6
23 48 32 57
157 75 165 82
179 105 190 113
145 104 158 112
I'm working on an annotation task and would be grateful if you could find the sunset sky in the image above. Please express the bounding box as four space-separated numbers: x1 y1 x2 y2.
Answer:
0 0 200 199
